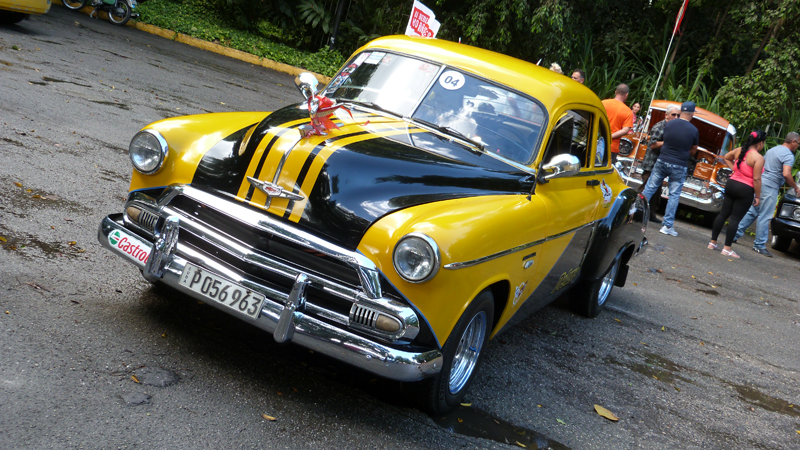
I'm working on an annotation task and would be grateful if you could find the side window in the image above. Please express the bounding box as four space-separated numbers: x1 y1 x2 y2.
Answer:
541 110 593 168
595 118 609 167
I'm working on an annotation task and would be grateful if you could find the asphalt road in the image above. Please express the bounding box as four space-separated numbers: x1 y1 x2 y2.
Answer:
1 7 799 450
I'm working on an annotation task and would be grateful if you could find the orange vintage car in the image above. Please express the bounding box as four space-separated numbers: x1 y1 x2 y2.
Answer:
615 100 737 215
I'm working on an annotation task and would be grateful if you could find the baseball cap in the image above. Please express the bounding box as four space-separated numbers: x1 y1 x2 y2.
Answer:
681 101 696 112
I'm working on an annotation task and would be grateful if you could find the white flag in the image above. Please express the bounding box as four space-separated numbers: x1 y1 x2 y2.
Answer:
405 0 440 38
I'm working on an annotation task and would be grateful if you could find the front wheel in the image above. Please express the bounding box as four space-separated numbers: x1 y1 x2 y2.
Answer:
418 290 494 414
571 256 621 318
107 1 131 25
62 0 88 10
770 234 792 252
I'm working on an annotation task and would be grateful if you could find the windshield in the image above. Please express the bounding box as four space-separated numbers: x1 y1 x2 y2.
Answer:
323 51 547 164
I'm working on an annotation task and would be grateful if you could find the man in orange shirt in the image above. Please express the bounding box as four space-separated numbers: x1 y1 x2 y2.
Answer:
601 84 633 164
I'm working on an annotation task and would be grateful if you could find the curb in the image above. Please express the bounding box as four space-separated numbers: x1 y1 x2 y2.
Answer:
52 1 330 84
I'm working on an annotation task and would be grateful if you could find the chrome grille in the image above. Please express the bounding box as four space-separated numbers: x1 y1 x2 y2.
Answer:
350 304 379 327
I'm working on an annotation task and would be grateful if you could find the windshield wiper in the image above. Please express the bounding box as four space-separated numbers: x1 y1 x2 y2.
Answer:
412 118 486 152
339 100 402 119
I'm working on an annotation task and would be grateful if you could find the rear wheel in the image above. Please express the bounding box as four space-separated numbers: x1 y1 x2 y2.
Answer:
770 234 792 252
419 290 494 414
107 1 131 25
571 256 621 318
62 0 88 10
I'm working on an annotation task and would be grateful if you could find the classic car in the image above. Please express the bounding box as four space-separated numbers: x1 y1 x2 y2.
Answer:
770 178 800 252
0 0 50 24
98 35 648 413
616 100 737 216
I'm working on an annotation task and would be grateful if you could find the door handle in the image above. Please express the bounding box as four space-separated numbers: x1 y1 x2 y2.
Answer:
586 179 600 186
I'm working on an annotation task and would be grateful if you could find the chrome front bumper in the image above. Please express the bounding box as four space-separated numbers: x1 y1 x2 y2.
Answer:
99 214 442 382
619 169 724 213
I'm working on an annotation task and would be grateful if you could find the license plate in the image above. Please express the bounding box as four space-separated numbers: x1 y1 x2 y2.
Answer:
661 186 669 197
179 263 264 319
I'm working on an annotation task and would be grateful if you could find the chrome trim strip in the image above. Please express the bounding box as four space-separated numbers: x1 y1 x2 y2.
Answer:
574 168 615 177
444 222 596 270
170 185 383 299
98 215 440 382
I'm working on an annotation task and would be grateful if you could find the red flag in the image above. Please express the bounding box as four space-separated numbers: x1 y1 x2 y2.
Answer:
673 0 690 35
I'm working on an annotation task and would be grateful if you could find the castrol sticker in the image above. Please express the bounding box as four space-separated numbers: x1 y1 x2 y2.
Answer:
108 230 150 264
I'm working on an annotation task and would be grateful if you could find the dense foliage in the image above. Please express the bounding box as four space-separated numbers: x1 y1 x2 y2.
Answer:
134 0 800 165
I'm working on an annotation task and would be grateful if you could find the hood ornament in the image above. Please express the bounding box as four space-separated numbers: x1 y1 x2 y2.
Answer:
247 177 304 201
295 72 352 138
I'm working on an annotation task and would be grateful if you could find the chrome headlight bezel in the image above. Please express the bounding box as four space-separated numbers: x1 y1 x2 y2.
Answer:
715 167 732 187
392 233 441 283
129 130 169 175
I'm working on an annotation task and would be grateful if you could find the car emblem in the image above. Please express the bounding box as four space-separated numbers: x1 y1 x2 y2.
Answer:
247 177 304 201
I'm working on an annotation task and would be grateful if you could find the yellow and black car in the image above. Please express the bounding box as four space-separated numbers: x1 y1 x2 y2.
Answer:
99 36 648 413
0 0 50 24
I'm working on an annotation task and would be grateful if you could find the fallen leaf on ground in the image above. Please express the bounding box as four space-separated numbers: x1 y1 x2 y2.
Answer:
707 302 713 305
614 318 622 323
691 275 696 279
131 375 140 383
594 404 619 421
708 272 713 275
0 237 6 242
700 342 705 346
556 418 566 425
661 326 665 331
674 387 680 392
515 441 527 448
14 182 22 187
68 241 77 246
262 414 276 421
640 342 648 346
653 375 658 380
460 403 472 407
32 194 44 199
457 418 463 423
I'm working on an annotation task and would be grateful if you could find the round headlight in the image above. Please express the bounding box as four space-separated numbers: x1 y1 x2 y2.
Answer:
618 138 634 156
129 130 168 175
792 207 800 221
392 233 440 283
716 167 732 186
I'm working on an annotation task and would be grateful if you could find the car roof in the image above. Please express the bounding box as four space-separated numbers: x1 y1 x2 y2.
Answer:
650 100 730 129
360 36 603 114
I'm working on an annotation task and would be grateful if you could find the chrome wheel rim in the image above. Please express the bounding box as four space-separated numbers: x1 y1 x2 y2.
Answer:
449 311 487 394
597 260 619 307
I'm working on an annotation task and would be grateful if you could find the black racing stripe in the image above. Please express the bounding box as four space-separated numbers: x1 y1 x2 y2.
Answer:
282 130 371 219
245 125 303 201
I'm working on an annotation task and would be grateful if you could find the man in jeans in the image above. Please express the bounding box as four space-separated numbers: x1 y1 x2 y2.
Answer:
641 101 699 236
733 132 800 256
638 104 680 223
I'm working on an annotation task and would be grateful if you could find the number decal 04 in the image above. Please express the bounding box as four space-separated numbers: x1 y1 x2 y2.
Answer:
439 70 465 91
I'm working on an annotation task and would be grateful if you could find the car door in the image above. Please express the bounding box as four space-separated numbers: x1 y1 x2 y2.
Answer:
523 106 610 307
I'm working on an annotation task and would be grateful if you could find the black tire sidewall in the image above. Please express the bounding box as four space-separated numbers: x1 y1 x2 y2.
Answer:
572 256 619 318
428 290 494 413
770 234 791 252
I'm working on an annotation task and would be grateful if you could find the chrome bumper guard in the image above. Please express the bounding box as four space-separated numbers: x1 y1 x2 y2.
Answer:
99 214 442 382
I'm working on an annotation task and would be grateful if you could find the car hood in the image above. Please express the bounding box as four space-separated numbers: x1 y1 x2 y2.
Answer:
190 105 534 250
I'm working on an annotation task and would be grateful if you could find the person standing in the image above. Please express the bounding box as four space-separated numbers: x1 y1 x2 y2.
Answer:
638 104 680 223
640 101 699 236
708 131 766 258
733 132 800 256
631 102 643 132
571 69 585 84
602 84 633 164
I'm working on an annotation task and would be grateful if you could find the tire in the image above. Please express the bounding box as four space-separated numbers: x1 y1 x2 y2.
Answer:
571 256 621 318
62 0 88 11
107 1 131 25
770 234 792 252
0 12 27 24
418 290 494 414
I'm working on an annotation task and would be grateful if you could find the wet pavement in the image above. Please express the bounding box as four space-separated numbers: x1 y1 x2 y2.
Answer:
2 6 800 450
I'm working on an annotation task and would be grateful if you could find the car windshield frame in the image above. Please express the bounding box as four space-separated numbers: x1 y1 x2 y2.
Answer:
322 49 549 167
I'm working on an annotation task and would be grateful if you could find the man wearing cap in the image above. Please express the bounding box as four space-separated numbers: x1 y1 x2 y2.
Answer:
638 103 680 224
732 131 800 256
640 101 699 236
602 84 633 164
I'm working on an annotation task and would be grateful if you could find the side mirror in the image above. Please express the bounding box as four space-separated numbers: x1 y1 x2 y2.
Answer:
294 73 319 100
540 154 581 182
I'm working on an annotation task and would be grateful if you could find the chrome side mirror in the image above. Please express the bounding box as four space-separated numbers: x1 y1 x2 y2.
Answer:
294 72 319 100
540 154 581 182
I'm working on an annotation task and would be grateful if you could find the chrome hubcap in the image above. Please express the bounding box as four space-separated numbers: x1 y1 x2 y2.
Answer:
449 311 487 394
597 260 619 306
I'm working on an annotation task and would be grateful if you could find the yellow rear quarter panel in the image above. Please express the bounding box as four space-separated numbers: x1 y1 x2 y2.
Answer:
0 0 50 14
